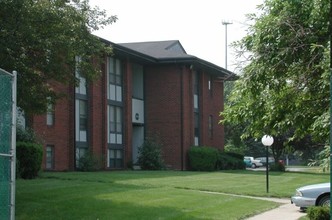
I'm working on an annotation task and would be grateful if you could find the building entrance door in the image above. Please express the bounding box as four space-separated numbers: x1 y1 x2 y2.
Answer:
132 125 144 165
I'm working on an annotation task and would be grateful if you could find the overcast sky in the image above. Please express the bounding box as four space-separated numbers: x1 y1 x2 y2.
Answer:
89 0 264 73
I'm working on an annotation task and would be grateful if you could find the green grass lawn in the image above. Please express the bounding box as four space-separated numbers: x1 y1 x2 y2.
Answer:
16 170 330 220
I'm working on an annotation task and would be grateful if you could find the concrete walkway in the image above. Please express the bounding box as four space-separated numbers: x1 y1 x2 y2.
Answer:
199 191 306 220
245 197 306 220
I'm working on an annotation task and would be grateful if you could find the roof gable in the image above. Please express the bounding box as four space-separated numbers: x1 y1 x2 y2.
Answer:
119 40 193 59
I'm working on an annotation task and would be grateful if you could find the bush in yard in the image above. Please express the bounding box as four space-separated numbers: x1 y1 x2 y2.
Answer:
217 152 245 170
138 136 165 170
16 126 39 143
225 152 244 161
307 206 330 220
78 152 102 171
270 161 286 172
16 142 43 179
189 146 218 171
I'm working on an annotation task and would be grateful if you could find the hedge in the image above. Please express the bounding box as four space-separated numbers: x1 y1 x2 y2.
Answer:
218 152 245 170
307 206 330 220
189 146 245 171
16 142 43 179
188 146 218 171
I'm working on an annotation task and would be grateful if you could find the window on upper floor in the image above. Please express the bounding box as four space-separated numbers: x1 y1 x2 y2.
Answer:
75 99 88 142
46 99 55 126
132 63 144 100
193 71 199 110
108 57 122 102
75 56 87 95
208 75 213 97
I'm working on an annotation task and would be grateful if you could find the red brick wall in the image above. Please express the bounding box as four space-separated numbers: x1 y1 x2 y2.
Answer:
200 72 224 150
145 64 225 170
123 60 133 168
89 59 107 168
145 65 183 169
179 66 194 170
33 81 73 171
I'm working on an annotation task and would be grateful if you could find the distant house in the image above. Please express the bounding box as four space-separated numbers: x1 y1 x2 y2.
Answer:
32 39 235 171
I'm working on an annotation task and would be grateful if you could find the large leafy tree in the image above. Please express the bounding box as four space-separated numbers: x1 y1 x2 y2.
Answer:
221 0 330 160
0 0 117 116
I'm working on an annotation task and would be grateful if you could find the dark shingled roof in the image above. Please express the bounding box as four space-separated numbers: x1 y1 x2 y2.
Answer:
118 40 194 59
100 38 236 80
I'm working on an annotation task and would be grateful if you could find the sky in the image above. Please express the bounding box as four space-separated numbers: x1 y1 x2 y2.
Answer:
89 0 264 73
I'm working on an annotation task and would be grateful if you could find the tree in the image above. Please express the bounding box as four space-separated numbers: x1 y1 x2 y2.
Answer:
0 0 117 116
221 0 330 161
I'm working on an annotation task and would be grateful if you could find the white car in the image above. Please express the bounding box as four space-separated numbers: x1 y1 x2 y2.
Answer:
244 156 263 168
255 157 275 166
291 182 330 210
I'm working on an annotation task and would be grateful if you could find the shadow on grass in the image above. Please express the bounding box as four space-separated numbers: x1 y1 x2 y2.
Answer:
16 195 204 220
222 169 329 177
39 170 211 182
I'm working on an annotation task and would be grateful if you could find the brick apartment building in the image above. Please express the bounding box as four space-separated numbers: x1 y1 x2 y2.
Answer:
32 39 235 171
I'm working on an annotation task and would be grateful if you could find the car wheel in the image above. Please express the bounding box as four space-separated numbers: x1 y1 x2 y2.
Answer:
251 164 257 168
317 195 330 207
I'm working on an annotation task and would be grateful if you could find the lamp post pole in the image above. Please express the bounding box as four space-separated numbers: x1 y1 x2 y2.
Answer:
222 20 233 69
266 146 269 193
330 67 332 216
262 135 274 193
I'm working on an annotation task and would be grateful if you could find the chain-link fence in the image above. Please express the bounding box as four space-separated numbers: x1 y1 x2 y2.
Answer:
0 68 16 220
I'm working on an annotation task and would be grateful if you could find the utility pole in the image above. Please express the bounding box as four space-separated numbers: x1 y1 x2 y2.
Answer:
222 20 233 69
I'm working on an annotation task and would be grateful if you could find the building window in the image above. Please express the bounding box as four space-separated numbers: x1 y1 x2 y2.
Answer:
106 57 123 168
75 147 87 168
193 71 199 110
75 56 87 95
208 115 213 139
108 149 123 168
76 99 88 142
194 112 200 146
75 55 88 142
193 71 200 146
108 105 122 144
75 73 87 95
75 56 89 169
79 100 87 131
46 145 54 170
208 75 213 97
46 101 54 126
108 58 122 102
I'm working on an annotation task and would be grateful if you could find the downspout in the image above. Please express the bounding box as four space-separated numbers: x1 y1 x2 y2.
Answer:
72 80 76 171
102 59 106 169
180 65 184 171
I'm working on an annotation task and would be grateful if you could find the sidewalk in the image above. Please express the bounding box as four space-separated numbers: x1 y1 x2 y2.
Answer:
199 191 306 220
245 197 306 220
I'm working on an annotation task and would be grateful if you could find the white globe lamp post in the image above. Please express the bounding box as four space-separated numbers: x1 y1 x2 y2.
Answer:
261 135 274 193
